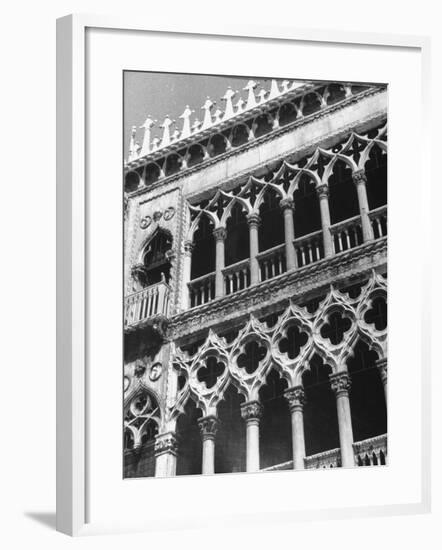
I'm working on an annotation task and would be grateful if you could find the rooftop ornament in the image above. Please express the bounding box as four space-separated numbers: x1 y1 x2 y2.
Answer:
128 78 303 163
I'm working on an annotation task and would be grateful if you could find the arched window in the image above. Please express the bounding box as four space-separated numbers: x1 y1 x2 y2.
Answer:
328 160 359 224
176 398 203 476
365 145 387 210
293 174 322 237
347 340 387 443
258 189 284 251
142 229 172 284
191 215 215 279
215 385 246 473
225 202 249 266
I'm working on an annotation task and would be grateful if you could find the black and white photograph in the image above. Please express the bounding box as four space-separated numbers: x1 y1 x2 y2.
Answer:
123 72 388 478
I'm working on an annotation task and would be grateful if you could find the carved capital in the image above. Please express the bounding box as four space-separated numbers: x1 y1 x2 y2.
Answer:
213 227 227 241
376 357 387 385
316 184 329 199
183 240 195 255
352 169 367 185
198 415 219 440
246 213 261 227
241 400 263 423
154 432 178 456
284 386 305 412
330 372 352 396
280 198 294 211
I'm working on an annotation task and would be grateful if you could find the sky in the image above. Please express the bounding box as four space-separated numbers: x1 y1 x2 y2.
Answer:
123 71 288 159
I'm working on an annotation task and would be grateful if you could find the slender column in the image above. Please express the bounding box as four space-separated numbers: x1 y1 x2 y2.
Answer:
353 170 374 242
181 240 194 310
280 198 297 270
154 432 177 477
247 213 261 284
316 185 334 258
198 415 219 475
284 386 306 470
241 401 263 472
376 357 388 403
213 227 227 298
329 372 355 468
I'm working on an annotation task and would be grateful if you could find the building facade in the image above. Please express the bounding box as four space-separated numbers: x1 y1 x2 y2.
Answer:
123 78 388 478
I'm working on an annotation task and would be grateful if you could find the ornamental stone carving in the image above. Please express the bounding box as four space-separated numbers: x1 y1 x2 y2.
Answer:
154 432 178 456
183 240 195 255
198 415 219 440
352 169 367 185
246 213 261 227
241 401 263 423
280 198 294 211
213 227 227 241
316 184 329 199
284 386 305 412
329 372 352 395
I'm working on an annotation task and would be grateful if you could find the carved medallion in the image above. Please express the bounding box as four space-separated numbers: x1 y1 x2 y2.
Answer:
149 362 162 381
140 215 152 229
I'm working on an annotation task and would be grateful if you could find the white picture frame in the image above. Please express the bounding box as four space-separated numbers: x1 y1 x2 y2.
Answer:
56 14 431 536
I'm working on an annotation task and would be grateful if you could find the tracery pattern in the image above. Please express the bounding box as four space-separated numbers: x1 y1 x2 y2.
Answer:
171 270 386 418
186 124 387 239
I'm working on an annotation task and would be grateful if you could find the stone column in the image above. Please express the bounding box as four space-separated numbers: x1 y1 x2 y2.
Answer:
316 184 334 258
241 401 263 472
247 214 261 285
213 227 227 299
154 432 178 477
330 372 355 468
376 357 388 403
181 240 194 310
280 198 297 270
284 386 306 470
353 169 374 242
198 415 219 475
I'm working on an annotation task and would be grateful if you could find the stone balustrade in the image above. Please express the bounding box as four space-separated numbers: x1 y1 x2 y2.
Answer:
369 205 388 239
293 229 324 267
223 258 250 295
188 272 215 308
330 215 363 254
257 243 286 282
124 281 170 328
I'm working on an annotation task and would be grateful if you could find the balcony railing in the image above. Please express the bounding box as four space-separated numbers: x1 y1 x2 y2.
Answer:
294 229 324 268
257 244 286 282
331 215 363 254
261 434 387 471
304 447 341 469
124 281 170 328
369 205 387 239
223 258 250 295
353 434 387 466
188 272 215 308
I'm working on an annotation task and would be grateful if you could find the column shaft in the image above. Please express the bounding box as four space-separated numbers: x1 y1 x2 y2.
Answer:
247 214 261 284
330 372 355 468
198 416 218 475
280 199 297 270
213 228 226 298
353 170 374 242
376 358 388 403
317 185 334 257
285 386 306 470
181 241 194 310
241 401 263 473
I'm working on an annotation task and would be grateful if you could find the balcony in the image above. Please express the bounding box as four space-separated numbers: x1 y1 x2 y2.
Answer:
124 281 170 332
262 433 387 471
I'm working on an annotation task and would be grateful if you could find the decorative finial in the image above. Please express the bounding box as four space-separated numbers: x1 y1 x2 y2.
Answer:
244 80 257 110
201 97 215 129
179 105 194 139
257 88 267 104
222 86 236 119
151 136 160 151
269 79 281 100
281 80 290 93
139 116 156 156
160 115 174 147
213 108 223 124
191 118 202 134
235 97 245 113
171 128 180 142
128 125 138 161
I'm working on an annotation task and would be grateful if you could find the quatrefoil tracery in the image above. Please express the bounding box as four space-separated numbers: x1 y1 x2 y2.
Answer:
169 272 387 417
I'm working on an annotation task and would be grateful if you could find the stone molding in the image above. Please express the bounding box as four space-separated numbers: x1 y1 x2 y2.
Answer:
329 372 352 395
198 415 219 440
213 227 227 241
241 401 263 423
284 386 305 412
154 432 178 457
280 198 295 211
352 169 368 184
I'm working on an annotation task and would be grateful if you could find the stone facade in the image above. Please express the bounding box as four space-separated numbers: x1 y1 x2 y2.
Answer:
123 78 388 478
